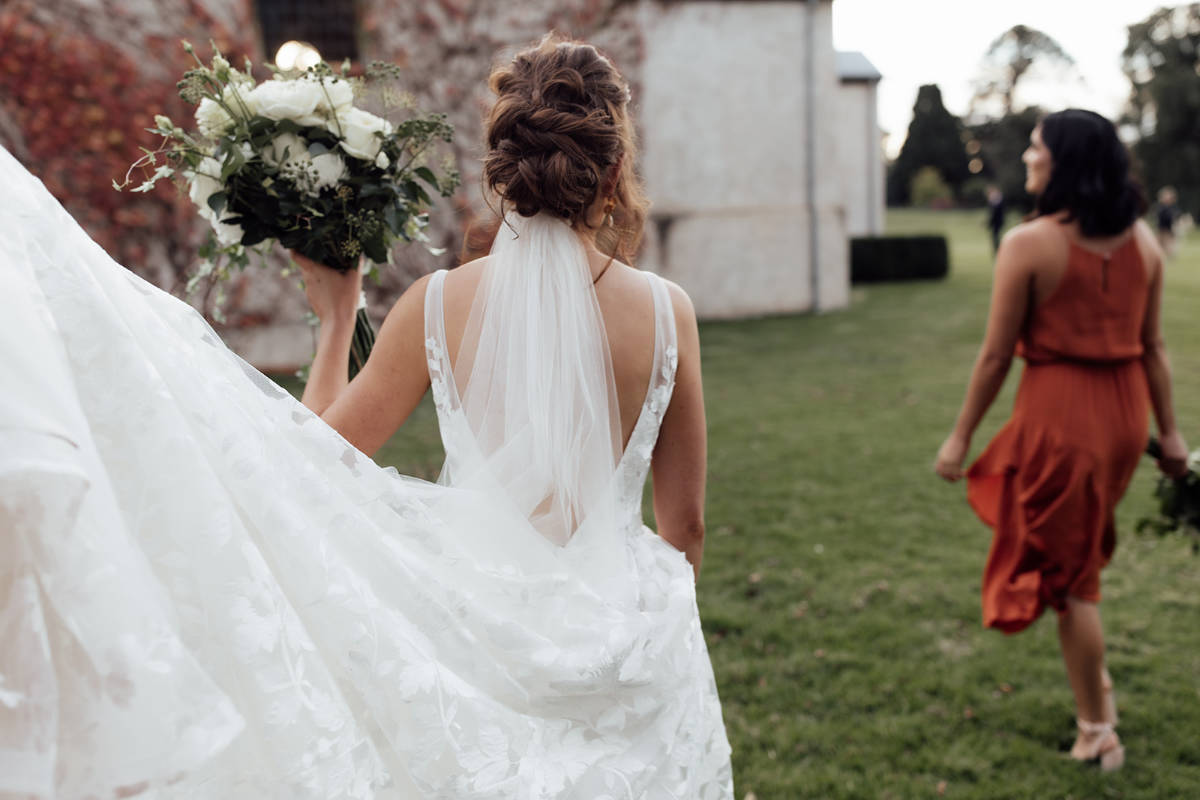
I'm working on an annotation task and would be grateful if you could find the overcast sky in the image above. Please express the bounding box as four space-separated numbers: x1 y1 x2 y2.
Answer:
832 0 1171 156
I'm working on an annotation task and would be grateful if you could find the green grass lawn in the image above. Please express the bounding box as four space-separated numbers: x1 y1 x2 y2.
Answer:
284 209 1200 798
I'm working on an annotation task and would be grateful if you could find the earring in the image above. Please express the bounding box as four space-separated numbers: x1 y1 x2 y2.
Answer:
602 196 616 228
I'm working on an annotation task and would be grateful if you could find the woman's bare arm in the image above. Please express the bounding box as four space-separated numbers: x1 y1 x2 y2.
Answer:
294 249 433 457
651 282 707 580
316 275 433 457
1137 224 1189 477
935 228 1036 480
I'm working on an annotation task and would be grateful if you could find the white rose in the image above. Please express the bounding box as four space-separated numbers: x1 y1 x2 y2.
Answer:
187 157 243 245
222 83 258 118
187 157 223 212
310 152 347 193
320 77 354 111
211 217 245 246
335 106 392 164
263 133 312 169
248 78 326 122
246 75 353 128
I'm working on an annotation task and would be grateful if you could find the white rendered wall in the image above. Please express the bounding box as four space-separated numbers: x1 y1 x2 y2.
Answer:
837 81 885 237
638 0 848 316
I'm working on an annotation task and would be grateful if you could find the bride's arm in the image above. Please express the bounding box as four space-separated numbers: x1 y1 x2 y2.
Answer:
295 253 432 456
651 282 707 581
294 253 360 413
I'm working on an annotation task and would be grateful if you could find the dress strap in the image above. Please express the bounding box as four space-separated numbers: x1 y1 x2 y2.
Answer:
422 269 460 413
644 271 678 389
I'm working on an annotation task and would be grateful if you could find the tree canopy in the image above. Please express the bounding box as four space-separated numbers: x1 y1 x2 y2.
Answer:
1123 4 1200 215
887 84 969 206
972 24 1077 119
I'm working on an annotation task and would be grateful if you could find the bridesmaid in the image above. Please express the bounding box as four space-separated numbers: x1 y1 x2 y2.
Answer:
934 109 1189 770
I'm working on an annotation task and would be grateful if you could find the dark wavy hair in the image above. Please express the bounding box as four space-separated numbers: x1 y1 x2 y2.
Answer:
1033 109 1146 237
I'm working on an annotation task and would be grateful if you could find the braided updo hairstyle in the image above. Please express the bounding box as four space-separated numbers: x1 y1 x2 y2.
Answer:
481 34 649 263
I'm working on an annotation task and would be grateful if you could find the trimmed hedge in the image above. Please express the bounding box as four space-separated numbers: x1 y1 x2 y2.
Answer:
850 236 949 283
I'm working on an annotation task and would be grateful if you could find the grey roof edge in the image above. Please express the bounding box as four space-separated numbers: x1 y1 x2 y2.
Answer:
836 50 881 82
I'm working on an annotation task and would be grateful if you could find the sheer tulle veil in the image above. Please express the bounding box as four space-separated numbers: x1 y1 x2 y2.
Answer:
444 212 624 547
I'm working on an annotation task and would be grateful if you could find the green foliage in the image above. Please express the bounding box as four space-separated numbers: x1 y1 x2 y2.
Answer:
120 42 461 379
1123 5 1200 218
1137 438 1200 553
204 110 457 273
909 166 952 208
887 85 970 206
964 107 1039 212
120 42 460 276
279 209 1200 797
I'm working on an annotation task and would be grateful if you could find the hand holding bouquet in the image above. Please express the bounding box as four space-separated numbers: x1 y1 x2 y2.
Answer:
1139 435 1200 553
119 42 460 377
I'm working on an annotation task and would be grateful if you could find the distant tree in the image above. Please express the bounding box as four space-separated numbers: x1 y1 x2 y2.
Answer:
965 107 1040 212
909 166 952 208
971 25 1077 118
1123 4 1200 216
887 84 970 206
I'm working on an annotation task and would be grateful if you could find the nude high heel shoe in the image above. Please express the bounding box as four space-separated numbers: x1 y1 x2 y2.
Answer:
1070 718 1125 772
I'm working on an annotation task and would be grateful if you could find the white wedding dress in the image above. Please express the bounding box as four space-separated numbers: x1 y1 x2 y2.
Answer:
0 146 733 800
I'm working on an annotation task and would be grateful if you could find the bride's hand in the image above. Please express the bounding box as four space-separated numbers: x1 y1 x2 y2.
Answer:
291 252 362 326
934 432 970 482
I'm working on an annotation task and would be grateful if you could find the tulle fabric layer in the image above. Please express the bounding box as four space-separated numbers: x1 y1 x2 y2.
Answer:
0 147 732 798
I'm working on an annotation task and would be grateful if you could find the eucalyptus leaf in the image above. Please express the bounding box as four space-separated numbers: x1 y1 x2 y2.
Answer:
207 191 228 215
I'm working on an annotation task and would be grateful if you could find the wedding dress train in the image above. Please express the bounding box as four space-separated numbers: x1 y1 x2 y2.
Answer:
0 146 733 799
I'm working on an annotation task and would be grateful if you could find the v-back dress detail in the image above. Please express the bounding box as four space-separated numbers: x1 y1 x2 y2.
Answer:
966 234 1151 633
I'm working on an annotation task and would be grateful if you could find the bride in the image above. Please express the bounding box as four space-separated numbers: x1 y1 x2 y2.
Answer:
0 35 734 799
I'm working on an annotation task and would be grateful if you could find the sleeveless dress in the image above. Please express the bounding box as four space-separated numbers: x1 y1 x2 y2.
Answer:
0 147 733 799
966 233 1151 633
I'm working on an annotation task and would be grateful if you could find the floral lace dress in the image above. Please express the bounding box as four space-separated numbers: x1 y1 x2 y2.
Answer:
0 146 733 799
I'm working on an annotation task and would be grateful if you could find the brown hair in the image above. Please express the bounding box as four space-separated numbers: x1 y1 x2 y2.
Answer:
472 34 649 263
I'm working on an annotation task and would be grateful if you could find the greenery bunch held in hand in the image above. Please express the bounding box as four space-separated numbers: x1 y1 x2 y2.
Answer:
118 42 460 378
1138 437 1200 553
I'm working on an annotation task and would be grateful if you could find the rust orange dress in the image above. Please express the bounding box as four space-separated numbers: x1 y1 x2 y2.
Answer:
966 234 1151 633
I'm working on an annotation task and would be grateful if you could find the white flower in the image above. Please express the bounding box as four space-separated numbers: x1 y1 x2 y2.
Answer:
194 97 233 137
195 81 259 137
248 77 324 122
187 156 223 210
320 76 355 111
212 218 244 246
263 132 312 169
264 134 346 197
187 156 243 246
247 75 354 128
335 106 392 164
310 152 347 192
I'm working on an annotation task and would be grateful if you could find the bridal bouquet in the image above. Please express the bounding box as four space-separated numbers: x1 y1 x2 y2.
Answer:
119 42 459 376
1138 437 1200 554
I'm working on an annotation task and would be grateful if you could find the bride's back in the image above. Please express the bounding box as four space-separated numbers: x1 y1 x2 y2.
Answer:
439 35 665 449
439 254 656 448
